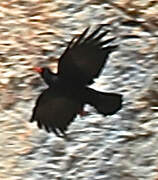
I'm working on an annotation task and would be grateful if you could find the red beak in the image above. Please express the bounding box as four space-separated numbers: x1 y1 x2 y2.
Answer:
33 67 43 73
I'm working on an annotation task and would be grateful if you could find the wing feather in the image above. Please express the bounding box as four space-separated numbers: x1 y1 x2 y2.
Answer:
58 25 118 85
30 88 82 137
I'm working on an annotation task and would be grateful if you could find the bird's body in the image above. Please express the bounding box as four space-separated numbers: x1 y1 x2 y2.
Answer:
31 25 122 137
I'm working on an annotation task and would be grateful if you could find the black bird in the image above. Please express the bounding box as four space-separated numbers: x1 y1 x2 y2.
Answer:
30 25 122 137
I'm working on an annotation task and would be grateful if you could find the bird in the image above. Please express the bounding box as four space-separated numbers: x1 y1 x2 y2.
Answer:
30 25 122 137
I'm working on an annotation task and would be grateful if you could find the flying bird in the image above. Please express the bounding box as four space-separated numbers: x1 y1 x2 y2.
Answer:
30 25 122 137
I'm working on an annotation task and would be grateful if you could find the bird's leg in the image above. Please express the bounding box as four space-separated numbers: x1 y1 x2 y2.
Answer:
79 110 89 117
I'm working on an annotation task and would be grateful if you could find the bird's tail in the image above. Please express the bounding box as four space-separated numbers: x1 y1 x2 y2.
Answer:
85 88 122 115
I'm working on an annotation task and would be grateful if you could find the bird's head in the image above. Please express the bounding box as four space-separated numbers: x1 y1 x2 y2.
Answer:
33 66 57 86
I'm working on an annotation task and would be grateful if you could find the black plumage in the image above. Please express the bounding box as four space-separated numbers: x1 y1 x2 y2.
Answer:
30 25 122 137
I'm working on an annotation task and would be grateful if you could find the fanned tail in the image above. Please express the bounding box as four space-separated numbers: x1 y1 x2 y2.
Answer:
85 88 122 115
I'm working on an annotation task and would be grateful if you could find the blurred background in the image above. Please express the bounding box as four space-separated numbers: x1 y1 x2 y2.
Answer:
0 0 158 179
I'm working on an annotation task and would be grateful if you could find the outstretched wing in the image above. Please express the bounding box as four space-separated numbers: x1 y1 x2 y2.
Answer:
58 25 118 86
30 88 82 137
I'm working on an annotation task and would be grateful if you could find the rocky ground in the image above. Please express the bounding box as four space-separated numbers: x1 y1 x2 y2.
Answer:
1 0 158 179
